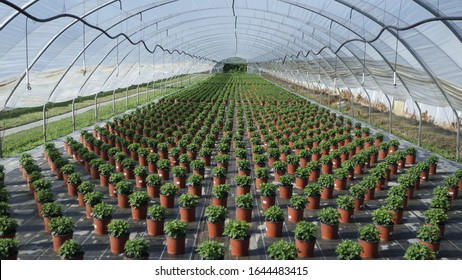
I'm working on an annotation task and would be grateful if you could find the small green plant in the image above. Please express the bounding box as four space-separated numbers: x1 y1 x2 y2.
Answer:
263 205 285 222
417 224 441 243
237 159 251 171
304 183 322 197
386 195 405 211
77 181 95 195
98 163 113 176
146 174 162 186
306 161 321 172
278 174 294 186
286 155 299 165
32 178 52 192
359 224 380 242
187 174 203 187
196 240 225 260
146 153 160 164
294 221 317 241
215 154 230 165
267 240 297 260
288 195 307 209
156 159 170 170
236 193 254 209
318 207 340 225
404 243 435 260
0 238 19 259
255 167 269 179
115 181 134 197
212 184 230 198
211 167 227 178
164 219 188 238
190 159 205 171
295 167 310 178
178 193 199 208
134 166 149 177
57 239 84 259
109 172 125 185
336 195 355 210
160 183 177 196
423 208 448 225
91 202 113 220
171 166 188 178
83 191 104 207
0 217 18 236
107 219 129 237
272 160 288 172
49 216 73 236
124 237 149 259
234 175 252 187
60 164 75 175
371 207 393 226
147 205 166 221
260 183 278 197
128 191 150 207
318 174 334 188
253 154 267 165
336 240 362 260
333 168 349 180
36 189 54 204
205 205 227 222
224 219 249 240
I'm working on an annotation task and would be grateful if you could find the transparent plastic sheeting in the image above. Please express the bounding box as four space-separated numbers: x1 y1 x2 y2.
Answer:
0 0 462 114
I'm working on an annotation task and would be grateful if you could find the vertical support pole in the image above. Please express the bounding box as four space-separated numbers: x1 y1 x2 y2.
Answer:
112 89 116 114
125 87 129 110
72 99 76 131
384 95 393 133
94 93 99 123
414 101 422 146
0 129 3 158
145 84 149 102
42 104 47 144
350 91 355 119
453 109 460 160
136 84 140 104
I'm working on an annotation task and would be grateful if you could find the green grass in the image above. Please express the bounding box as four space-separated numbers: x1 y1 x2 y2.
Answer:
1 74 210 157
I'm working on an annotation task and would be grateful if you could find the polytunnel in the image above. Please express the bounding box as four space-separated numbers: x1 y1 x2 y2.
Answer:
2 0 462 263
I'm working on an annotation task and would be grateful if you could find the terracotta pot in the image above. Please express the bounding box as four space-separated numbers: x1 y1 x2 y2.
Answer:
99 175 109 187
299 158 309 167
420 240 440 253
354 198 364 211
296 239 315 258
201 156 211 167
255 177 267 189
90 168 99 179
365 188 375 201
359 239 379 259
406 187 414 200
109 235 129 254
158 169 169 181
135 175 147 188
308 170 320 182
307 196 320 209
376 224 393 241
193 169 205 178
213 177 226 186
378 150 388 159
52 233 73 252
334 178 346 190
279 185 293 199
236 185 251 196
94 218 111 235
376 178 385 191
338 208 354 223
131 205 148 220
117 194 130 208
288 207 304 223
236 207 252 222
158 150 168 160
429 164 437 175
321 163 332 174
212 197 228 208
320 223 338 240
85 204 93 219
458 179 462 192
295 177 308 189
420 170 429 182
67 183 78 196
115 162 123 173
321 187 333 199
147 219 164 236
160 194 175 208
108 183 117 197
188 186 202 197
346 169 354 181
238 169 251 176
391 209 404 225
266 221 283 238
179 207 196 222
147 184 160 198
287 163 297 174
139 157 147 167
230 238 250 257
77 192 85 206
166 236 186 255
207 221 225 238
389 163 398 175
260 196 276 210
123 168 134 180
43 217 52 233
448 187 458 200
174 176 186 189
148 162 157 173
274 170 285 182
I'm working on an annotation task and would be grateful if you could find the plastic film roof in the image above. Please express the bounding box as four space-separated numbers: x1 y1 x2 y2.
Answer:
0 0 462 112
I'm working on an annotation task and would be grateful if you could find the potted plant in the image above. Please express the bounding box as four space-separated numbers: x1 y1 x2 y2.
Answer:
286 154 299 174
168 147 180 166
294 221 317 258
336 195 355 223
278 174 294 199
319 155 333 174
318 174 334 199
371 206 394 241
98 163 113 187
224 219 250 257
76 181 95 207
254 167 269 189
128 191 150 220
443 175 459 200
267 240 297 260
171 166 187 189
263 205 284 238
159 183 177 208
186 174 203 197
234 148 247 162
211 184 230 207
358 224 380 259
235 193 254 222
423 208 448 238
404 243 435 260
333 168 348 190
374 133 384 147
49 216 74 252
178 193 199 222
146 173 162 198
196 240 225 260
89 158 103 179
386 194 405 224
260 183 277 210
285 195 306 223
205 205 227 238
133 166 148 188
253 154 267 170
237 159 251 176
57 239 84 260
304 183 322 209
234 175 252 195
83 191 103 219
306 161 321 182
146 153 160 173
146 205 166 236
41 202 62 233
156 159 170 180
107 219 130 254
0 217 18 238
215 154 230 171
108 172 124 198
60 164 75 186
36 189 54 218
0 238 19 260
91 202 113 235
417 224 441 253
164 219 188 255
295 167 309 189
121 158 137 180
115 181 133 208
66 172 82 196
336 240 362 260
388 139 400 154
431 186 451 211
190 159 205 178
137 147 150 166
198 147 212 166
318 207 340 240
212 167 227 186
272 160 288 181
378 142 389 159
123 237 150 260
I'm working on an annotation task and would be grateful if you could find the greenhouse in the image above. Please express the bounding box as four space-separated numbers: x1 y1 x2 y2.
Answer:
0 0 462 261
